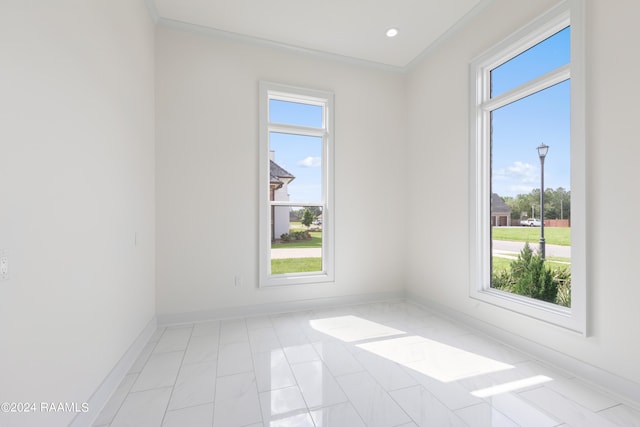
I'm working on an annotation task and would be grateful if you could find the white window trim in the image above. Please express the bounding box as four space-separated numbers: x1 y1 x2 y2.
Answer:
468 0 587 334
259 81 335 288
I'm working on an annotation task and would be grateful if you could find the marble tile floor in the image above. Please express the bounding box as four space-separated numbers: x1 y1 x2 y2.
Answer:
92 301 640 427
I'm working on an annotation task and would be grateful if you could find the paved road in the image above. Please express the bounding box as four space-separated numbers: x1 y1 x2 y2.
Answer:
493 240 570 258
271 248 321 259
271 240 570 260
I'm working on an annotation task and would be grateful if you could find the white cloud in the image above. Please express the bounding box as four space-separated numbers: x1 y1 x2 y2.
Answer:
297 156 321 167
494 161 537 184
493 161 539 197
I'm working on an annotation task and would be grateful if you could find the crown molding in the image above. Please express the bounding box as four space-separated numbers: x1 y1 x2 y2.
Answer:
144 0 159 24
404 0 496 72
154 14 405 73
144 0 496 74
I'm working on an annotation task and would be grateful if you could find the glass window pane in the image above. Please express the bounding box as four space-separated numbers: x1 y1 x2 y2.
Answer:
490 80 571 306
269 99 323 128
269 132 322 204
491 27 570 98
271 206 323 275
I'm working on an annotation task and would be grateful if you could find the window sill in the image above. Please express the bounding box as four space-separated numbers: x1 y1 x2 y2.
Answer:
260 272 334 288
470 287 584 335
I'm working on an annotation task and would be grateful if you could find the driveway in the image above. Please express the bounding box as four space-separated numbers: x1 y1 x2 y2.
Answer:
271 241 569 261
493 240 571 259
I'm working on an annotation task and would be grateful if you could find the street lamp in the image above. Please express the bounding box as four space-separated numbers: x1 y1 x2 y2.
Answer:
537 143 549 260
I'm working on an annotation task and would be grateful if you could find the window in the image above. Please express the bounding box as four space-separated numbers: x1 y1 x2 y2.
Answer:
469 0 586 333
259 82 334 287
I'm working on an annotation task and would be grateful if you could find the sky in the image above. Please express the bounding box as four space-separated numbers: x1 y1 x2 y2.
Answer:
491 26 571 198
269 99 324 203
270 132 322 203
268 26 571 201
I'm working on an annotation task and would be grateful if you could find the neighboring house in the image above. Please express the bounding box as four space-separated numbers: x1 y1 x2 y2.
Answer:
270 152 295 240
491 193 511 226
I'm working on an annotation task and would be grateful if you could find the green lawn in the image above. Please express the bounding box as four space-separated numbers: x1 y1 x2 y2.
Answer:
492 226 571 246
493 256 571 273
271 223 322 273
271 257 322 274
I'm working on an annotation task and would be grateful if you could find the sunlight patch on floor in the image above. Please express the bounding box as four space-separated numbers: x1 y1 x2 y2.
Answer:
471 375 553 397
309 315 406 342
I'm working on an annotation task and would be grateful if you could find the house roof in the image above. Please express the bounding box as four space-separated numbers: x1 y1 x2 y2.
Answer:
491 193 511 214
270 160 295 188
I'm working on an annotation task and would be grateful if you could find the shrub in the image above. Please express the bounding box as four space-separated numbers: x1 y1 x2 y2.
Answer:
293 230 310 240
492 268 514 293
492 242 560 304
552 267 571 307
279 231 311 242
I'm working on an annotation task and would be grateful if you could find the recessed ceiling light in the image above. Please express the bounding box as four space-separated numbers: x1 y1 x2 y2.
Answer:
386 28 399 38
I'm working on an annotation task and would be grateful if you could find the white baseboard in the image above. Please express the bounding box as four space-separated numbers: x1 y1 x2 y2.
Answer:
156 291 405 326
406 291 640 408
69 317 157 427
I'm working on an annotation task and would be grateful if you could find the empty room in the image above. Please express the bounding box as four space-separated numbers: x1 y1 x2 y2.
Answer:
1 0 640 426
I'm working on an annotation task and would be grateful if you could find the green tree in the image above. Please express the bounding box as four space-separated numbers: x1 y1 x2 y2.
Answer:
294 206 322 220
307 206 322 217
503 187 570 221
300 208 315 228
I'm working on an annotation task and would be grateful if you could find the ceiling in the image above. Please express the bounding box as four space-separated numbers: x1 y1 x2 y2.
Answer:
151 0 484 69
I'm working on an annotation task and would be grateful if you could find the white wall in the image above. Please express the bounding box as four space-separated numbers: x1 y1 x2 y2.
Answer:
5 1 639 422
155 27 407 318
273 182 291 241
406 0 640 389
0 1 156 426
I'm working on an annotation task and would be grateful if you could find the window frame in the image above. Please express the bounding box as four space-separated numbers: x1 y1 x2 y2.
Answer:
259 81 335 288
468 0 587 334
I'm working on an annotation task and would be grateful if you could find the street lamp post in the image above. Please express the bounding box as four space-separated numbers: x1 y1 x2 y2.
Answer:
537 143 549 260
